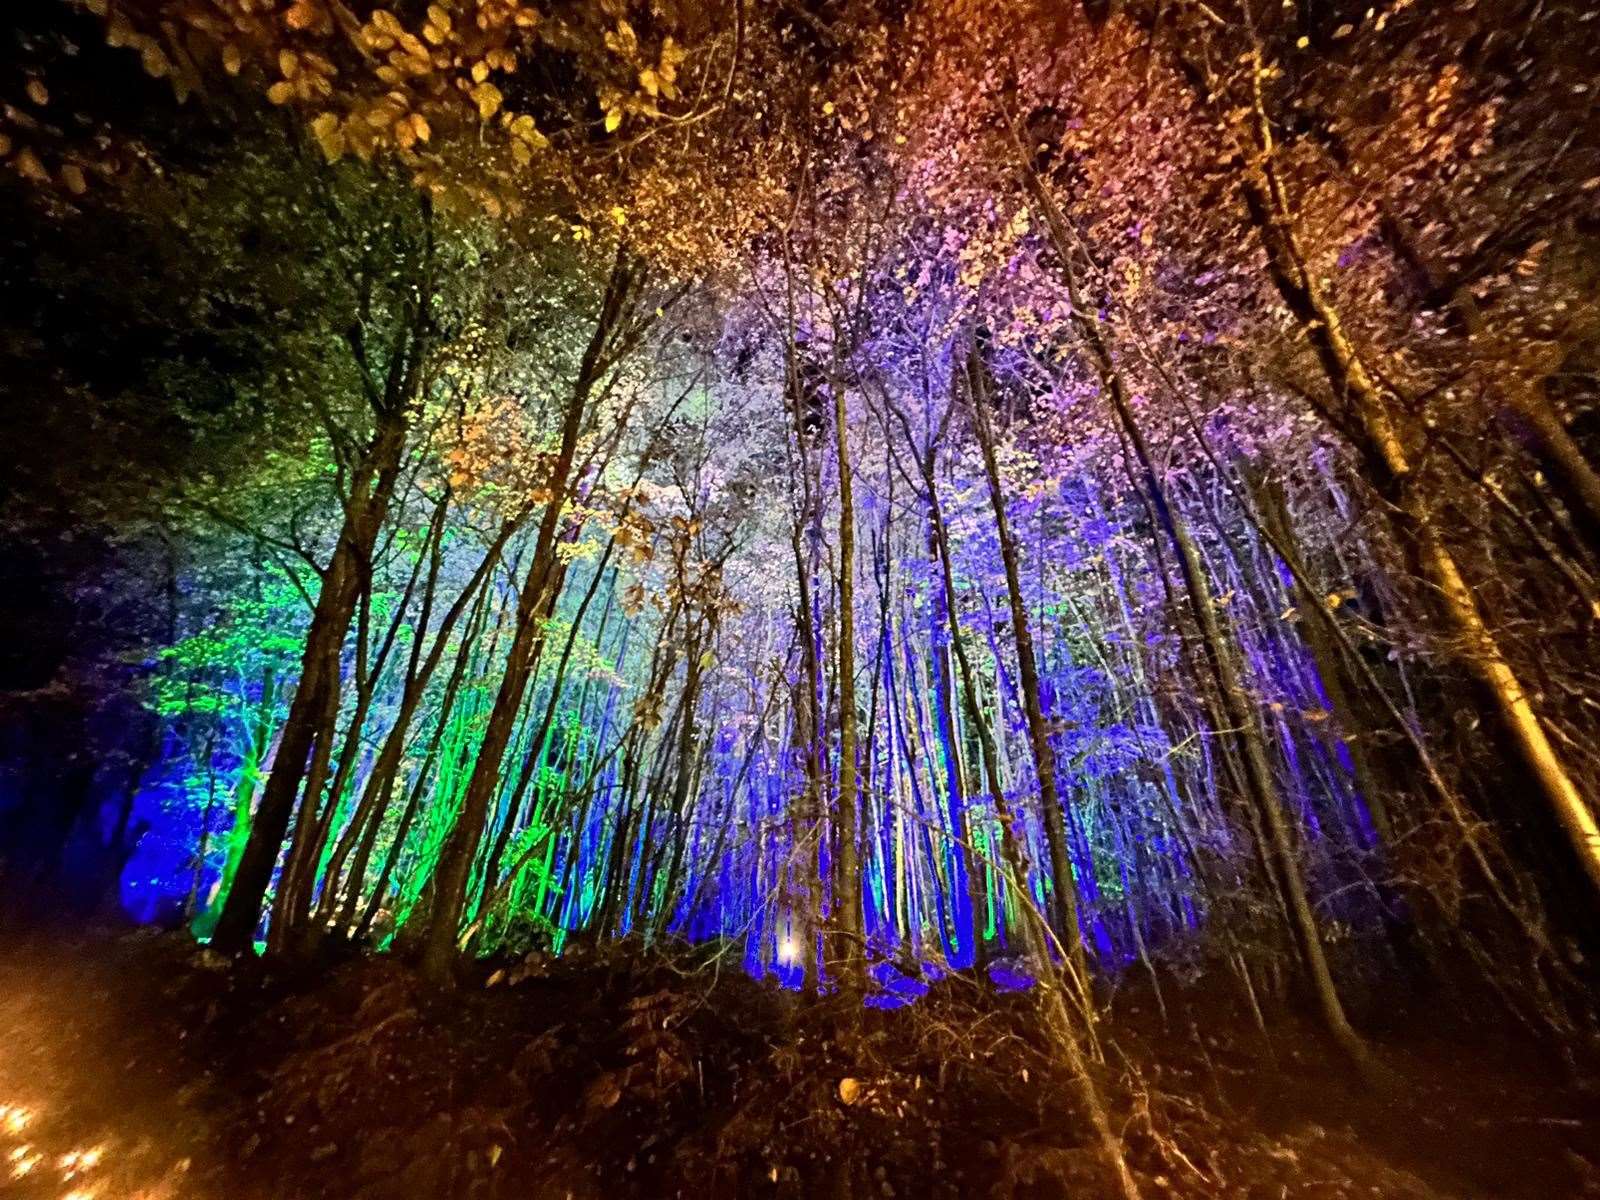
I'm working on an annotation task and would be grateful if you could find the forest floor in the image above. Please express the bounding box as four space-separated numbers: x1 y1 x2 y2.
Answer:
0 924 1597 1200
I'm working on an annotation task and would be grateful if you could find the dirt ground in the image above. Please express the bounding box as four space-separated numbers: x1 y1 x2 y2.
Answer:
1 925 1597 1199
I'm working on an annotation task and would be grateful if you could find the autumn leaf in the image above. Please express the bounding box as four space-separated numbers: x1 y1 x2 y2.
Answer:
310 112 345 161
508 114 546 150
286 1 320 32
12 147 49 183
141 43 170 78
472 81 503 120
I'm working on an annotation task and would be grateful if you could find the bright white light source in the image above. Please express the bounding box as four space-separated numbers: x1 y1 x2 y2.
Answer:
0 1104 34 1133
777 934 798 965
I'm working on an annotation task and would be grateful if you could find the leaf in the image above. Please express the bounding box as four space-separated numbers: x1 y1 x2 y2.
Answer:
25 79 48 106
310 111 345 161
12 147 49 183
60 163 87 194
267 80 296 105
508 114 546 150
142 43 170 78
286 1 320 31
583 1071 624 1112
471 81 503 120
604 106 622 133
222 43 243 75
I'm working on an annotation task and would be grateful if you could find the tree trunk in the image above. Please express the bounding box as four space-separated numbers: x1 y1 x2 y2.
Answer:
966 350 1095 990
829 370 866 989
1229 90 1600 897
420 256 634 982
211 407 410 955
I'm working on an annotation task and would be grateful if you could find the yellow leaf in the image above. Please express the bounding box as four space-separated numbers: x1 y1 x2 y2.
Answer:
13 147 49 183
310 111 345 160
60 163 87 194
286 1 319 31
427 4 451 32
638 67 658 97
472 59 490 83
222 43 243 75
411 112 430 143
142 43 170 78
604 106 622 133
279 49 299 79
471 81 502 120
26 79 48 106
610 205 627 225
267 80 295 105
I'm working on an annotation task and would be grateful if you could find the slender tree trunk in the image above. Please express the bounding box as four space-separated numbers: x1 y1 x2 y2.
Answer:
211 407 410 955
420 256 635 982
966 349 1093 991
828 371 867 988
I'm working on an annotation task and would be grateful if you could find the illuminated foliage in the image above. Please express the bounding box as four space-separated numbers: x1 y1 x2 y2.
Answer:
3 3 1595 1069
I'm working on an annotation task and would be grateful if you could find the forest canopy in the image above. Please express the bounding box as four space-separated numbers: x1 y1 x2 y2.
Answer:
3 0 1600 1083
